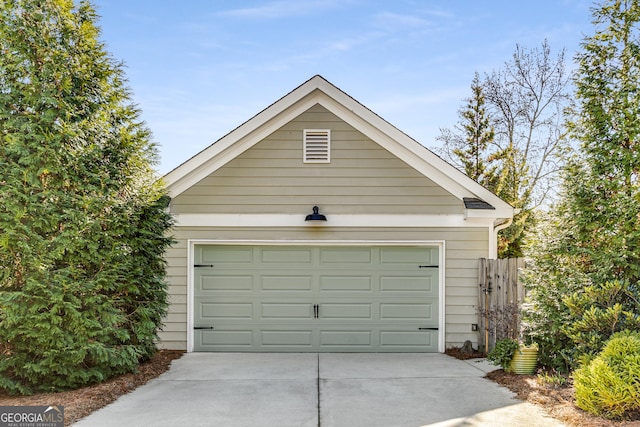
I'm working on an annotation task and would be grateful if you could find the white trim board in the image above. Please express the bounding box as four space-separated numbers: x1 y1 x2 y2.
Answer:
174 214 496 228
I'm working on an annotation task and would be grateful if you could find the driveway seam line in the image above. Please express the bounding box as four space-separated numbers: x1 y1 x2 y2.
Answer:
317 353 321 427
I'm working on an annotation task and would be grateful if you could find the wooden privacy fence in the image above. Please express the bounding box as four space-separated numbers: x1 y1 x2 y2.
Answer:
477 258 526 352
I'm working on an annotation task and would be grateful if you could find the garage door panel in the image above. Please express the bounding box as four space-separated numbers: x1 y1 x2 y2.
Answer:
320 247 372 264
319 303 372 319
261 303 313 319
380 247 437 265
319 275 373 291
380 330 437 350
320 330 372 347
199 274 254 292
380 303 435 321
261 329 314 347
261 275 313 291
198 329 254 348
200 246 254 264
200 302 253 319
261 248 312 263
380 275 435 293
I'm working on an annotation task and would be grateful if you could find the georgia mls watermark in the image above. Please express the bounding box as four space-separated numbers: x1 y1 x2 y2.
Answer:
0 406 64 427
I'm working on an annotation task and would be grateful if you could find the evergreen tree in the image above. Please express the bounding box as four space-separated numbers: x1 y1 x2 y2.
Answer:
568 0 640 284
0 0 173 393
438 72 498 188
523 0 640 370
437 74 524 257
493 142 531 258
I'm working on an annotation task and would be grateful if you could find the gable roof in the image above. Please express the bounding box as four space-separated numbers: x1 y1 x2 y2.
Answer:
164 75 515 221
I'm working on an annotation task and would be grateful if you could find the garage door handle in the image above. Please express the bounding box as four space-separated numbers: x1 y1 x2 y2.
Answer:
194 264 214 268
194 326 214 330
418 327 438 331
313 304 319 319
418 265 438 268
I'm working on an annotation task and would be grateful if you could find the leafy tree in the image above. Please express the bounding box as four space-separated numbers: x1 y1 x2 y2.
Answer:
485 40 571 257
0 0 173 394
484 40 570 210
523 0 640 371
438 41 570 257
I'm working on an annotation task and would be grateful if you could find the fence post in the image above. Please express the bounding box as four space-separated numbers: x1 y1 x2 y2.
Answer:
478 258 488 353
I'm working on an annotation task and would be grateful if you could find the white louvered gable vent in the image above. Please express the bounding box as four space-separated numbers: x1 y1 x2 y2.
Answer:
303 129 330 163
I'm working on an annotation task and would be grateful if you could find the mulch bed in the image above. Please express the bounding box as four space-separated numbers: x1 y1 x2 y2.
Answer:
0 350 185 426
445 346 640 427
444 346 485 360
487 369 640 427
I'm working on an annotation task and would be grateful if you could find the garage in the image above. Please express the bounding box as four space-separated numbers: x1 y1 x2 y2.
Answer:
193 244 440 352
161 76 516 352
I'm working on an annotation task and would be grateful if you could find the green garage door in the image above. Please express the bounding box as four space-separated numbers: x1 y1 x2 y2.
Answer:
193 245 439 352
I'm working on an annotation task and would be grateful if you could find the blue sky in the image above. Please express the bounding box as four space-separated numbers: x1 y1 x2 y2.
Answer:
92 0 595 175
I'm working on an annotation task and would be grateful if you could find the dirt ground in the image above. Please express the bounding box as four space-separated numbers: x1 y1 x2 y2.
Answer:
1 348 638 426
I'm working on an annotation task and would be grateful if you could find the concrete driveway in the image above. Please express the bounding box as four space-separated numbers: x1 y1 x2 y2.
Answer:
73 353 565 427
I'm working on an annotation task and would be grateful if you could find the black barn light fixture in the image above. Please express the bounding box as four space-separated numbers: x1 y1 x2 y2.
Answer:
305 206 327 221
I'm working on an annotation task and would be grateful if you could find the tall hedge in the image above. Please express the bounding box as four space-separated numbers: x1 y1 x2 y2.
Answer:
0 0 173 394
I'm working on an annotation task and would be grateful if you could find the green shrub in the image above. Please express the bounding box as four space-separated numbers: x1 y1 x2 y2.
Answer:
487 338 520 371
573 331 640 420
563 281 640 363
